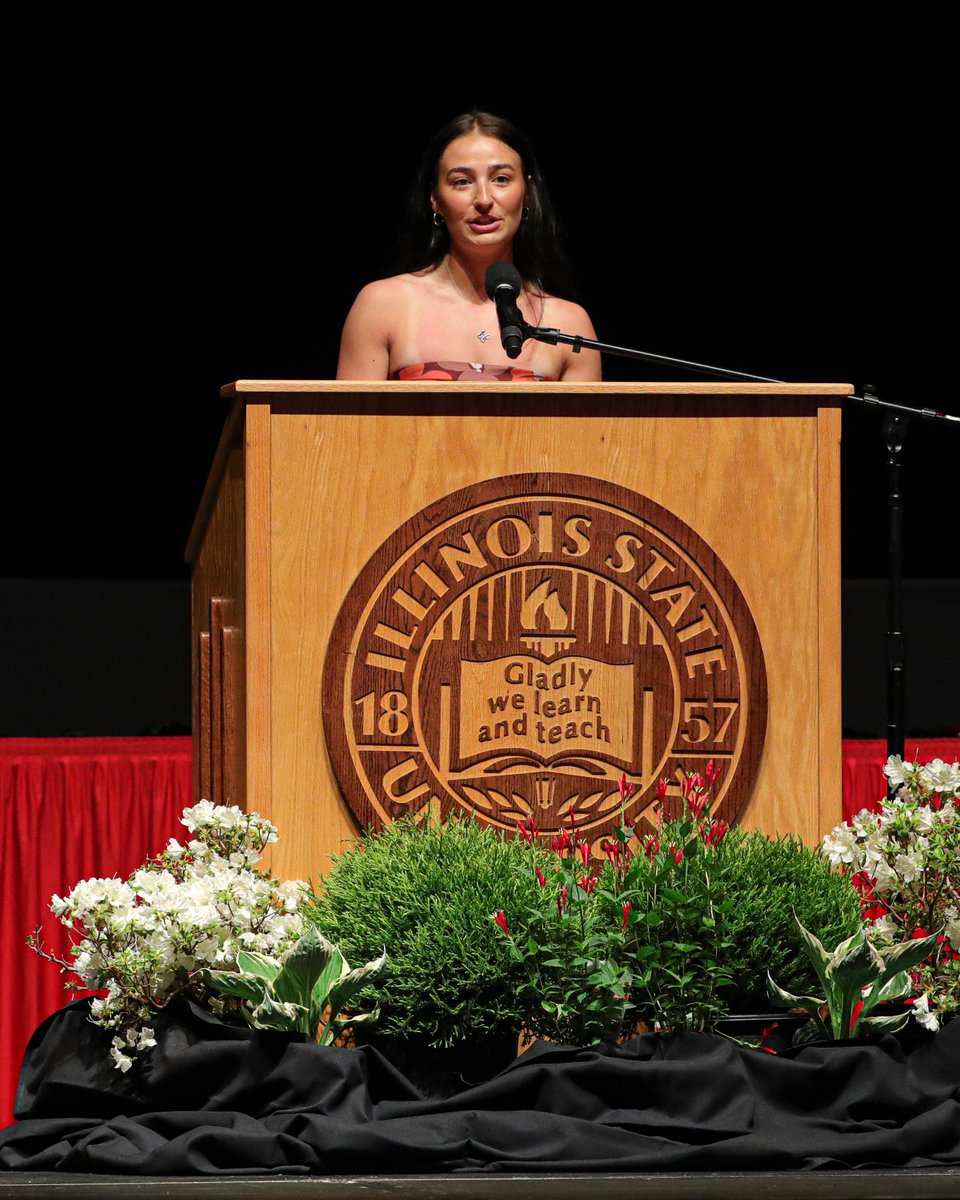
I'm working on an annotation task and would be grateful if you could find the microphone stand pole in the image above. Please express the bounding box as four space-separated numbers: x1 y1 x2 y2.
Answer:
523 321 959 769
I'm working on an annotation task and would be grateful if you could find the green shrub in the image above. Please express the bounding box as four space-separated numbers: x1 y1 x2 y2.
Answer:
711 829 862 1011
305 817 547 1048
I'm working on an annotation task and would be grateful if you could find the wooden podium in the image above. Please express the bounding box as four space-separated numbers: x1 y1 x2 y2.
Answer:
187 381 848 883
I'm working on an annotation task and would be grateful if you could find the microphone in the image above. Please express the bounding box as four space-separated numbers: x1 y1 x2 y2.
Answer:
484 262 526 360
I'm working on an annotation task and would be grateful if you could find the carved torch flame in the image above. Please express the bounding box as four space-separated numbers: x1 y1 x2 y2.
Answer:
521 579 569 632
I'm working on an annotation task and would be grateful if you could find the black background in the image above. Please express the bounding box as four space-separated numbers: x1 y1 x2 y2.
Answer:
3 8 956 733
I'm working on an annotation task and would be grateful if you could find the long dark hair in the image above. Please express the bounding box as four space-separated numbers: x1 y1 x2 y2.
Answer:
393 110 578 300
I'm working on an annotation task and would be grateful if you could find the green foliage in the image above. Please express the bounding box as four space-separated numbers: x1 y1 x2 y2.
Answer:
501 846 638 1047
615 835 736 1034
499 771 736 1044
708 829 863 1011
767 915 941 1039
304 817 547 1048
199 926 385 1044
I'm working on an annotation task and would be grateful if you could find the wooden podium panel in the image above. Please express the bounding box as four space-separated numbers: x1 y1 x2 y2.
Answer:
188 381 847 883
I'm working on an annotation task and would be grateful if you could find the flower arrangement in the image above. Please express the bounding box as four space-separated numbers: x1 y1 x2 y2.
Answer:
822 754 960 1027
495 765 735 1044
30 801 305 1070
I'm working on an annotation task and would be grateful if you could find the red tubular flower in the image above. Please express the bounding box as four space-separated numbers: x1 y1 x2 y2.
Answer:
578 874 597 895
670 844 683 865
644 835 660 860
578 840 591 867
516 818 531 843
689 794 707 819
704 819 728 847
618 773 635 802
535 866 546 889
552 829 572 855
622 901 631 930
656 778 668 803
493 910 510 936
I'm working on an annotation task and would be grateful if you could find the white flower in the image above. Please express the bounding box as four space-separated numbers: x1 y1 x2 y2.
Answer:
868 914 898 943
911 993 939 1033
919 758 960 796
180 800 219 832
884 755 908 789
870 858 898 893
822 823 859 867
110 1038 134 1072
893 851 922 884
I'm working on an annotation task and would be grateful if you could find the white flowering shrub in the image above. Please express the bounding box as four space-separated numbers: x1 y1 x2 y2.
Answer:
822 755 960 1028
31 802 305 1071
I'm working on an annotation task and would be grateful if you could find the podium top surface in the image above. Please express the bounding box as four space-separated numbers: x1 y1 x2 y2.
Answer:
222 379 853 398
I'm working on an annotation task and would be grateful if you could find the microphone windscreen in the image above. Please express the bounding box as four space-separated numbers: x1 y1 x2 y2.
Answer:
485 261 522 301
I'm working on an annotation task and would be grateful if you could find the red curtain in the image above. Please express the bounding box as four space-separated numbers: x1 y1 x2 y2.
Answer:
1 735 956 1129
0 737 191 1128
841 738 959 822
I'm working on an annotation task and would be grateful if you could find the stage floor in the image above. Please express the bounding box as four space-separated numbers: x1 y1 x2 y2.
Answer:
2 1172 960 1200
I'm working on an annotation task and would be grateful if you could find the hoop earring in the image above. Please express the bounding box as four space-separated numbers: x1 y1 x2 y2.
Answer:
432 211 444 228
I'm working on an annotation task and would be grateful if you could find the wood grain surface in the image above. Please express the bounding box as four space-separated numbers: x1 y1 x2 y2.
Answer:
191 383 848 881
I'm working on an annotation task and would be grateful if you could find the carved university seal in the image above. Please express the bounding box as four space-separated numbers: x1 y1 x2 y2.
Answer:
322 474 767 851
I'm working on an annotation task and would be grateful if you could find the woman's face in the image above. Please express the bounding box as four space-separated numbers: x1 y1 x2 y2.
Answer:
432 133 527 258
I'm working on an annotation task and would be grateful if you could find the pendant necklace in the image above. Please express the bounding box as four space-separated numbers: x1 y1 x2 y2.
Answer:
446 261 492 342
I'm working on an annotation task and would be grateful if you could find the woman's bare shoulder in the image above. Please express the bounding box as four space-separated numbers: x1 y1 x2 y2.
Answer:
534 291 601 381
351 270 438 309
540 293 597 337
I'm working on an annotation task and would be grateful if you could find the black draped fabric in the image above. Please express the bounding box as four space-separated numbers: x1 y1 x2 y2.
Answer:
1 999 958 1176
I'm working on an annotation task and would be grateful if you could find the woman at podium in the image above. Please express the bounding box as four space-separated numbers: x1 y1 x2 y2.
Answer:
336 111 601 383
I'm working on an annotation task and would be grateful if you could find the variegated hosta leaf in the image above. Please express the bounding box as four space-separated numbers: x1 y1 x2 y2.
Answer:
249 995 308 1032
308 944 351 1014
875 931 942 986
343 1006 380 1027
196 968 265 1005
324 951 387 1027
862 969 912 1016
236 950 282 982
793 916 833 974
858 1011 910 1035
272 927 339 1008
826 936 883 996
766 972 824 1017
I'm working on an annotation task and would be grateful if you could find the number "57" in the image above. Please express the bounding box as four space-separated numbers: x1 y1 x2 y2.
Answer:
680 700 738 744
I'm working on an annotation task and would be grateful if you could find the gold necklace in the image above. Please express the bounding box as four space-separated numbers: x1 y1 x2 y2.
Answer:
446 260 492 343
